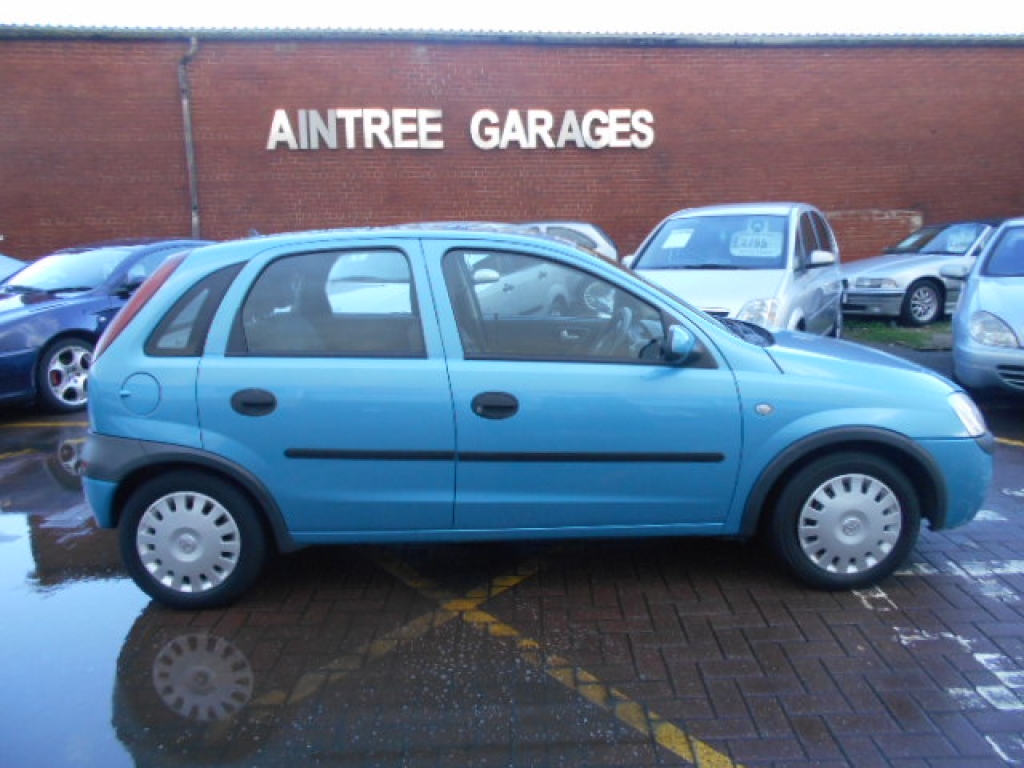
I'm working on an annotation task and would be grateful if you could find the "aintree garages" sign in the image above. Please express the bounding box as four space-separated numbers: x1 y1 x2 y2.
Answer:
266 108 656 151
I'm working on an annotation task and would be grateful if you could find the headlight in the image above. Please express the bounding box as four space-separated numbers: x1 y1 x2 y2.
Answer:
968 311 1020 348
948 392 988 438
854 277 899 289
736 298 779 327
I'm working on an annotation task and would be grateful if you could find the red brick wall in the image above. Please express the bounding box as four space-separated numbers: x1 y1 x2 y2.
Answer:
2 34 1022 262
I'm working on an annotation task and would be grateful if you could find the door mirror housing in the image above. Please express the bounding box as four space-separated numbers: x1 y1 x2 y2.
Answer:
666 324 697 364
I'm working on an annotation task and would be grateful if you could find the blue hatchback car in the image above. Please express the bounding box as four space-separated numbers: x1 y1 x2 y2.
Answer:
944 217 1024 394
0 238 208 411
82 225 993 608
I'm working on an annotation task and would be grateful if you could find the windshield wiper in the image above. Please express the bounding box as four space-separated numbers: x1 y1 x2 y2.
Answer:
2 284 38 294
48 286 94 293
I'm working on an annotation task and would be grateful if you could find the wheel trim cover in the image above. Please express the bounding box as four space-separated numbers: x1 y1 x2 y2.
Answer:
152 633 254 722
137 491 242 594
47 344 92 406
909 286 938 322
797 473 902 575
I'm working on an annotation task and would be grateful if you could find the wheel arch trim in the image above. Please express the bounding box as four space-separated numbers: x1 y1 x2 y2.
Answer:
84 434 299 553
739 426 948 535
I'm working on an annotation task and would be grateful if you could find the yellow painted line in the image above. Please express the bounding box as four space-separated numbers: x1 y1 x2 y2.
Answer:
996 437 1024 449
247 555 540 710
3 421 89 429
378 554 744 768
0 448 35 461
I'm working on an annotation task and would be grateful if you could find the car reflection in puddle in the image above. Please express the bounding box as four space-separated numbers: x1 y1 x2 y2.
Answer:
0 419 145 768
0 430 120 582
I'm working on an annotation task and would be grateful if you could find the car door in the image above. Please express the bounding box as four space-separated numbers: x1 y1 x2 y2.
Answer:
431 243 743 533
196 242 456 535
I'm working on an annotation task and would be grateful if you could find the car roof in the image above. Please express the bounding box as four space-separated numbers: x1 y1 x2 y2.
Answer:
667 202 816 219
45 237 209 255
179 223 602 271
918 218 1006 229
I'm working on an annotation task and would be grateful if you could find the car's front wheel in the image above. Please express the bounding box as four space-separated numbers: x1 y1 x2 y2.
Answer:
36 336 93 412
900 279 942 326
120 471 268 609
770 453 920 590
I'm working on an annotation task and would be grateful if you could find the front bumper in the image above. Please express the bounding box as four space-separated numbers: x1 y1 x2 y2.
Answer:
952 341 1024 393
842 290 904 317
0 347 39 404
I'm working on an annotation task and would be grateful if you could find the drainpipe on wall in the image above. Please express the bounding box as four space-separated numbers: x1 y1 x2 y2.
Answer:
179 37 201 238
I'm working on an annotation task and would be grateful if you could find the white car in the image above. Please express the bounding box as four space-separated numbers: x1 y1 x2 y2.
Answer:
630 202 844 336
519 221 619 262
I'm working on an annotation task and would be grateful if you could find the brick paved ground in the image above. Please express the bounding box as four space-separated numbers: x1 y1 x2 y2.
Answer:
4 415 1023 767
110 443 1024 767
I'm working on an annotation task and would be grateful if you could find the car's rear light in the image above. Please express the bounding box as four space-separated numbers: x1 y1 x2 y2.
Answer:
94 252 187 359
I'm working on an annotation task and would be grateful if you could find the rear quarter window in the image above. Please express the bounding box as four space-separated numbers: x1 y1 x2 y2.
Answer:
145 265 242 357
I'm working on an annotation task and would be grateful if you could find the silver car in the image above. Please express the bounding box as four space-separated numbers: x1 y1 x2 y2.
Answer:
842 219 1002 326
943 218 1024 394
520 221 619 262
630 202 844 336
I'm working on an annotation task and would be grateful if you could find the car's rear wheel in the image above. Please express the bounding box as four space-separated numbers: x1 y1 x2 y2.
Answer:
770 453 920 590
36 336 93 412
120 471 267 609
900 279 942 326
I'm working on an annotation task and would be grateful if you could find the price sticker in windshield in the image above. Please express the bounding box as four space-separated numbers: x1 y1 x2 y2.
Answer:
730 231 782 258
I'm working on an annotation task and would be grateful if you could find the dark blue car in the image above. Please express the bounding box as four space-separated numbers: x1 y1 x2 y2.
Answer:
0 238 209 412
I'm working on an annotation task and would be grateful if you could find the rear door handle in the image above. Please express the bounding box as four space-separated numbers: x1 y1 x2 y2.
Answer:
471 391 519 420
231 388 277 417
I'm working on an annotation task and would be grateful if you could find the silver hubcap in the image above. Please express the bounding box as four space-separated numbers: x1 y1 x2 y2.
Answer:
798 473 902 574
136 491 242 594
152 634 254 722
909 286 938 322
47 344 92 406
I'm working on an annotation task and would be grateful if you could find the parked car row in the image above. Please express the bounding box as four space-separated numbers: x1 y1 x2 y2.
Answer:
4 211 1019 413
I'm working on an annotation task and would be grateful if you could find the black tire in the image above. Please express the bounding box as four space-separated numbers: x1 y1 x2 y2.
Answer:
770 452 920 590
899 279 942 326
120 471 268 609
36 336 93 412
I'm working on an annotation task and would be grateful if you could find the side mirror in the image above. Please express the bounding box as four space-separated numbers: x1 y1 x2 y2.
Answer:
666 324 697 364
472 268 500 285
808 250 836 268
940 264 970 281
115 278 145 298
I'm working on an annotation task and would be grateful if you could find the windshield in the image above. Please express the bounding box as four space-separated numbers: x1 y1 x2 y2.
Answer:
888 222 987 255
0 246 142 294
634 214 788 270
981 227 1024 277
2 246 136 293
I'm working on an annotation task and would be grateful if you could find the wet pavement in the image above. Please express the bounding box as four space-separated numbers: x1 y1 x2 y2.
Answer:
1 360 1022 768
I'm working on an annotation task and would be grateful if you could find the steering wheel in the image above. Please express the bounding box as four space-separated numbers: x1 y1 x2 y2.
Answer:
591 306 633 357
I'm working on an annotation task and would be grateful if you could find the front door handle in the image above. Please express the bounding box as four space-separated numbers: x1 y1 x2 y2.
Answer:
471 391 519 420
231 388 277 417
